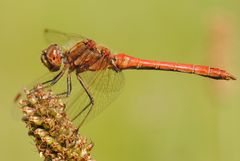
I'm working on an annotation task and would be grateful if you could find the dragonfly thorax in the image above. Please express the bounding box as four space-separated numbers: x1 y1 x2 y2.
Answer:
41 44 63 72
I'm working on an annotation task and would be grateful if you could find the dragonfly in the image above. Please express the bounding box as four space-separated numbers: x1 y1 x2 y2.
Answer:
38 29 236 128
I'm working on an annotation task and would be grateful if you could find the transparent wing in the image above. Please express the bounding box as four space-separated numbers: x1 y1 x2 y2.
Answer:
28 68 124 128
65 69 125 127
43 29 125 127
44 29 88 50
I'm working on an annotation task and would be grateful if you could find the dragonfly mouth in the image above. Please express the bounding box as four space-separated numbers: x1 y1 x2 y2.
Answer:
41 52 60 72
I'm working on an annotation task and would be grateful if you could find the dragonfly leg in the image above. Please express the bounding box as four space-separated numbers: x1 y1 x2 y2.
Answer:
56 73 72 98
72 74 94 128
42 69 66 87
78 102 93 128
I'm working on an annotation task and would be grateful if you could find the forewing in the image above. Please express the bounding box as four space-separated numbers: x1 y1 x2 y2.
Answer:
44 29 87 50
43 29 125 127
65 69 125 127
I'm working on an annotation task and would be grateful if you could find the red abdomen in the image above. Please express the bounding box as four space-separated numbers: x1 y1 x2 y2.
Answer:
114 53 236 80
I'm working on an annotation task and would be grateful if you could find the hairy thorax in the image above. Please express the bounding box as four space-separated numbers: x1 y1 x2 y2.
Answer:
65 41 113 73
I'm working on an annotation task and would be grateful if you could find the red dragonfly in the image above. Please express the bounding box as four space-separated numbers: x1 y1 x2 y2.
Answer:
39 29 236 128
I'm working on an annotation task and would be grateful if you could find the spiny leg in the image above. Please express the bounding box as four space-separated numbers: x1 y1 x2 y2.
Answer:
56 73 72 98
72 73 94 129
15 70 65 102
42 69 66 87
77 101 94 128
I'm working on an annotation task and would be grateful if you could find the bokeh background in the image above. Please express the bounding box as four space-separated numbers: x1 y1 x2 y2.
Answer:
0 0 240 161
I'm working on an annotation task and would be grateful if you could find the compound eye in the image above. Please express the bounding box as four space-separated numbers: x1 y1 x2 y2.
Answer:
49 48 61 62
41 44 62 72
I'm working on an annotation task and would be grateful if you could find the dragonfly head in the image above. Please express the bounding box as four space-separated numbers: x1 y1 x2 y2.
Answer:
41 44 63 72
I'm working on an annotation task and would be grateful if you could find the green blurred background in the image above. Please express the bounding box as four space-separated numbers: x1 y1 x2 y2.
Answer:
0 0 240 161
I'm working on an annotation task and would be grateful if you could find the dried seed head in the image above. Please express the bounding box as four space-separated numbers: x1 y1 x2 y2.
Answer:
19 84 95 161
